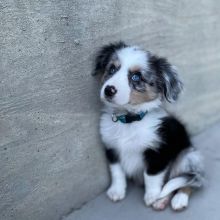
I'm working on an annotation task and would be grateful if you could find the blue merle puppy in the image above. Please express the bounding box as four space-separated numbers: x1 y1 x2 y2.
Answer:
93 42 204 211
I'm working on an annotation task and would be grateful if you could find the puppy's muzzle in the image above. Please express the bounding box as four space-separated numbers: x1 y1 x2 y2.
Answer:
104 85 117 99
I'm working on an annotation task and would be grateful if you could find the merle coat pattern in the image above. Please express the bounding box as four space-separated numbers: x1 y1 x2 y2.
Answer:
93 42 204 211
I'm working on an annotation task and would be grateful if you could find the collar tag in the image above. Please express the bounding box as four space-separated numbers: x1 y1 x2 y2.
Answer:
112 114 118 122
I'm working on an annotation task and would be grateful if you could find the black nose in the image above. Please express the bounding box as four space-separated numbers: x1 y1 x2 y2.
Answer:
104 85 117 98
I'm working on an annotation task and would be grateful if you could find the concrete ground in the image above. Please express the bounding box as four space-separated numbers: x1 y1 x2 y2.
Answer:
64 122 220 220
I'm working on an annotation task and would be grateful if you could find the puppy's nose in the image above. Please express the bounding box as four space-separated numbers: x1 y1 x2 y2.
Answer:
104 85 117 98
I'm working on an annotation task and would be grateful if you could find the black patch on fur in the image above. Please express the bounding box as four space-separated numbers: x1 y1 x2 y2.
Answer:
143 116 191 175
149 55 183 102
93 41 127 75
105 148 119 164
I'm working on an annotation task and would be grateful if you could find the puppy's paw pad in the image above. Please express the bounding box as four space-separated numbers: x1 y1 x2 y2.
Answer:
106 186 125 202
144 191 160 207
171 193 189 211
152 197 170 211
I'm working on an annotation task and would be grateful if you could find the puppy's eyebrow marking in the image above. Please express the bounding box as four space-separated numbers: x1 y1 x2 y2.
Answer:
112 60 121 68
129 66 141 73
107 55 121 69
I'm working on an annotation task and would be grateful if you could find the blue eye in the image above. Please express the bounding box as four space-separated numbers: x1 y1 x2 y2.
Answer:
109 65 117 75
131 74 141 82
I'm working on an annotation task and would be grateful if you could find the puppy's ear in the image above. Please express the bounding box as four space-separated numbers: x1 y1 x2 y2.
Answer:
149 55 183 102
92 41 126 75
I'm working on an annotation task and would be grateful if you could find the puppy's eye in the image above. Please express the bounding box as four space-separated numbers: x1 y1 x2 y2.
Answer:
131 72 141 82
109 65 117 75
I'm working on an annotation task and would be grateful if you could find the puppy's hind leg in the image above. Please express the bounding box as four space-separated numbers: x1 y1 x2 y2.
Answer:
171 187 192 211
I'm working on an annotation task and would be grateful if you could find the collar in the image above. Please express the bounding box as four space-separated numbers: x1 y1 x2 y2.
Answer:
111 111 148 123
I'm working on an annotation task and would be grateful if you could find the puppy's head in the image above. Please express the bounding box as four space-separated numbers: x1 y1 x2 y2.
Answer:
93 42 183 110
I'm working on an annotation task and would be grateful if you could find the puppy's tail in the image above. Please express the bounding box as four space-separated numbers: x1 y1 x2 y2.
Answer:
158 172 204 199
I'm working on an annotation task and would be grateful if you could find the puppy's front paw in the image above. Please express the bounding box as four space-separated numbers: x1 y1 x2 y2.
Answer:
144 190 161 206
171 192 189 211
106 185 126 202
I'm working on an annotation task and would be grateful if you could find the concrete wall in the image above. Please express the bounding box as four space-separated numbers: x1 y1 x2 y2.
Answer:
1 0 220 219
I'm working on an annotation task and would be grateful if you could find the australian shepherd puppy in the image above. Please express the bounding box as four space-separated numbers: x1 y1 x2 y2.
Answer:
93 42 204 211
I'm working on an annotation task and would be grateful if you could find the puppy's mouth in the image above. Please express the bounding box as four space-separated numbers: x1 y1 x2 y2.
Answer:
104 96 114 103
101 95 128 108
101 96 117 105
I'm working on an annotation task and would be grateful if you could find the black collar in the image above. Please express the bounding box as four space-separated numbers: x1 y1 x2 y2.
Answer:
111 111 148 123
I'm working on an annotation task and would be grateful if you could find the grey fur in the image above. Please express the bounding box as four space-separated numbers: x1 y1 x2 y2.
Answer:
162 66 184 103
172 148 204 183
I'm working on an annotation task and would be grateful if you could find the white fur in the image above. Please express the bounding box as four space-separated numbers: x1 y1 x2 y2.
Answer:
100 68 131 105
144 170 166 206
107 164 126 202
100 108 167 178
159 177 189 199
117 46 148 70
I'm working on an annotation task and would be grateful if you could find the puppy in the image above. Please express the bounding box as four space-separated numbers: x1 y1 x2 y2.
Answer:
93 42 204 211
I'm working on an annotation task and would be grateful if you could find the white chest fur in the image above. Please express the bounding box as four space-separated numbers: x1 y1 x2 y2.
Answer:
100 110 167 177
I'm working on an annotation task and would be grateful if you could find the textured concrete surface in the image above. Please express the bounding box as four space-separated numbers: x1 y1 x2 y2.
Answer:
64 122 220 220
1 0 220 220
